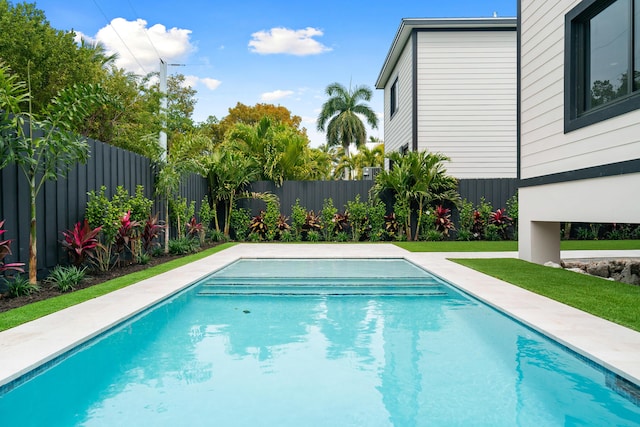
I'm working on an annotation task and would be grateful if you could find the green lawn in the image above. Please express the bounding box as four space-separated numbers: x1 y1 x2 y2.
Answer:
451 258 640 332
0 243 235 332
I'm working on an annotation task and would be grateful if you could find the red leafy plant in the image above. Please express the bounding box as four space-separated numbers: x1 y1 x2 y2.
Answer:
489 208 513 239
61 219 102 267
186 217 204 240
472 210 485 240
114 211 141 260
249 212 267 239
0 220 25 274
332 212 349 233
434 205 455 238
142 213 164 253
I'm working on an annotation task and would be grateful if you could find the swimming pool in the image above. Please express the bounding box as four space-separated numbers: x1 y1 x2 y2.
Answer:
1 257 639 426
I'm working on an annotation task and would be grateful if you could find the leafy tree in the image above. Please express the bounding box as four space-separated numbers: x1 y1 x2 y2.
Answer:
373 150 460 241
0 62 107 283
0 1 108 113
317 82 379 179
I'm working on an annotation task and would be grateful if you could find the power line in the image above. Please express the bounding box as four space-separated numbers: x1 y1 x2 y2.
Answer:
125 0 162 61
91 0 148 74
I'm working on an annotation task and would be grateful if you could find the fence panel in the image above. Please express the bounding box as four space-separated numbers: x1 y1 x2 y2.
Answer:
0 137 207 277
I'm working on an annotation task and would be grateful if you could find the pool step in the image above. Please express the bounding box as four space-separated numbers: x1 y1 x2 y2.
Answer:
196 284 450 297
198 276 444 287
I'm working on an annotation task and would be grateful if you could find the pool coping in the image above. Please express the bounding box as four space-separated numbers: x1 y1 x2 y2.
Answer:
1 243 639 389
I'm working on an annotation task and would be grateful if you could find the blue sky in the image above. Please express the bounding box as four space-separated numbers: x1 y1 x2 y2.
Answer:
35 0 517 147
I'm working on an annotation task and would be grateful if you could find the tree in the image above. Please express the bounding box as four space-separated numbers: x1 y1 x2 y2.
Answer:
317 82 379 179
0 1 109 113
373 150 460 240
0 62 108 283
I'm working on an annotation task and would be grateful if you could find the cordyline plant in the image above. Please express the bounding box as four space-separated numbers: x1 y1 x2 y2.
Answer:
142 213 164 253
0 220 25 274
114 211 141 263
60 219 102 267
490 208 513 240
433 205 455 238
186 217 203 240
0 62 109 284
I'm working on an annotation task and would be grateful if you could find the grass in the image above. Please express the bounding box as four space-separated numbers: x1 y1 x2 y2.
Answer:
395 239 640 252
451 258 640 332
0 243 235 332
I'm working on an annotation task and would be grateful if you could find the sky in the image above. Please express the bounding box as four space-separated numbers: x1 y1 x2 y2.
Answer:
34 0 517 147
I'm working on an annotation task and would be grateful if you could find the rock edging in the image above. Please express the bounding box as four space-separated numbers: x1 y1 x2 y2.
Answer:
544 259 640 286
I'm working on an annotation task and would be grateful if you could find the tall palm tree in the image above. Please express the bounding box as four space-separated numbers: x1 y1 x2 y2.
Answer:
317 82 379 179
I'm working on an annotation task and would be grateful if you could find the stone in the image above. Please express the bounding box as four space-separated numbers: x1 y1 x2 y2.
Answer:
586 261 610 278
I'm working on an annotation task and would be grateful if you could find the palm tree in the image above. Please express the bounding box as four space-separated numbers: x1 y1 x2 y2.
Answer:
317 82 379 179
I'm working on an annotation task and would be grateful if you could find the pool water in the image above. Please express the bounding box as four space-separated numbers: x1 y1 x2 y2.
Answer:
1 258 639 426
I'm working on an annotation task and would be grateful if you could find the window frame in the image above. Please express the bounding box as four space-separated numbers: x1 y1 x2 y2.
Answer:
565 0 640 132
390 77 399 118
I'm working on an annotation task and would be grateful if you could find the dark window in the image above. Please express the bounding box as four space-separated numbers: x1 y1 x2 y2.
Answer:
565 0 640 131
390 78 399 117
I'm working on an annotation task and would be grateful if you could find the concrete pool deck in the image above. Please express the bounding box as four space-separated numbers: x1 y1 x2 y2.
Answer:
1 243 640 389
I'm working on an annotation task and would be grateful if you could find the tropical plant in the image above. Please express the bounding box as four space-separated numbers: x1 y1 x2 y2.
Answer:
249 212 267 240
45 265 86 293
303 211 322 234
142 214 164 254
114 211 141 264
320 198 338 240
168 237 200 255
275 214 291 240
0 220 25 275
0 62 108 284
433 205 455 238
317 82 379 179
229 206 251 241
332 212 350 235
384 213 399 239
4 274 39 297
346 195 369 241
290 199 307 239
185 217 203 241
60 219 102 267
489 208 513 240
373 150 459 240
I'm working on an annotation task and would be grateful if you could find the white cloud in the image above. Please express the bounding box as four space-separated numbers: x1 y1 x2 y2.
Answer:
94 18 194 75
183 75 222 91
249 27 331 56
261 89 294 101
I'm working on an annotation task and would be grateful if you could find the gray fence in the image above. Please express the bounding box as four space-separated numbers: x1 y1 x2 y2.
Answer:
0 137 207 276
240 178 518 217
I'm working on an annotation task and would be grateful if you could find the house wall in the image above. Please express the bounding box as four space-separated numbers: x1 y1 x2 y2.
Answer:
383 34 414 157
519 0 640 263
417 30 517 178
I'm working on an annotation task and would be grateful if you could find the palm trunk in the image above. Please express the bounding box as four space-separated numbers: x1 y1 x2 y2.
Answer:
224 194 233 238
414 198 424 241
28 178 37 284
343 144 350 181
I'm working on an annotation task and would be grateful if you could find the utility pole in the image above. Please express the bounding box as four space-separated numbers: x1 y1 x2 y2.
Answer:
159 59 167 161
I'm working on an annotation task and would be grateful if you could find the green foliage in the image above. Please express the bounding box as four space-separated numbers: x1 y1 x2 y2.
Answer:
392 199 410 239
320 198 338 240
249 212 267 240
317 82 379 161
335 231 349 242
208 229 227 243
86 186 120 243
168 237 200 255
229 206 251 241
128 185 153 223
169 197 195 238
457 199 475 240
248 232 262 242
142 214 164 254
45 265 86 293
506 191 518 226
263 200 281 241
346 195 369 241
367 198 386 241
291 199 307 239
307 230 320 242
0 220 24 274
198 196 214 232
4 274 39 298
484 224 502 241
280 230 295 242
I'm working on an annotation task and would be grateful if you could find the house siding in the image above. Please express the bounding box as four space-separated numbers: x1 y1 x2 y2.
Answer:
416 30 517 179
520 0 640 180
383 35 414 156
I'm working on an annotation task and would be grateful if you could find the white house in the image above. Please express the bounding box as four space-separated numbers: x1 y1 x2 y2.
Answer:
375 18 518 179
519 0 640 263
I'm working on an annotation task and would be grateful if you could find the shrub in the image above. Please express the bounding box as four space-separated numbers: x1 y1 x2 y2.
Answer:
114 211 141 263
128 185 154 224
169 197 195 239
307 230 320 242
384 213 399 239
142 214 164 254
263 200 281 241
346 195 369 241
168 237 200 255
457 199 475 241
303 211 322 235
208 229 227 242
485 224 502 241
280 230 295 242
332 212 349 235
248 232 262 242
186 217 204 242
45 265 86 292
249 211 267 240
320 198 338 241
335 231 349 242
489 208 513 240
367 199 386 241
4 274 39 298
198 196 214 235
274 214 291 240
86 186 119 244
60 220 102 267
0 220 25 275
290 199 307 239
229 206 251 241
433 205 455 238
